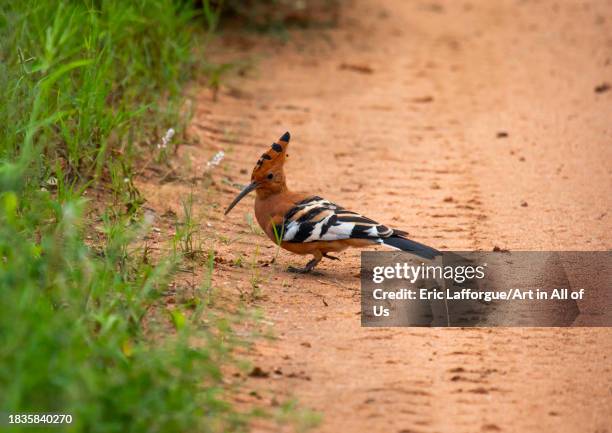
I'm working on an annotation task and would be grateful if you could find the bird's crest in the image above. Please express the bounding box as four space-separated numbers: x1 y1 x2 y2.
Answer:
252 131 290 179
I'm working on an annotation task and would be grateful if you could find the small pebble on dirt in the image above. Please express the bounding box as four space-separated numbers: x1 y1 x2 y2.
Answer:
443 196 454 202
339 63 374 74
496 131 509 138
411 95 434 103
300 342 312 348
248 366 269 378
521 201 528 207
286 371 311 381
493 246 510 252
594 82 610 93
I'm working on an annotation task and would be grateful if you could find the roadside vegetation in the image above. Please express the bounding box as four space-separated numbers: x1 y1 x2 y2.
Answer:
0 0 335 431
0 1 248 432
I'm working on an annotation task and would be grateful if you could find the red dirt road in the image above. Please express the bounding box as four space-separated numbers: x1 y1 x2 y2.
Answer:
139 0 612 431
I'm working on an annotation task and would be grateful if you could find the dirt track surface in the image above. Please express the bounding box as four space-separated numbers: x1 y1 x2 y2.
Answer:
139 0 612 432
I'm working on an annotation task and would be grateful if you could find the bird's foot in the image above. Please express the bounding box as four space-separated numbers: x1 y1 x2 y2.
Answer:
287 257 320 274
287 265 311 274
323 253 340 261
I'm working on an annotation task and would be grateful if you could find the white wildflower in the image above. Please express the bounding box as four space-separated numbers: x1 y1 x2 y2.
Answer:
157 128 175 149
204 150 225 173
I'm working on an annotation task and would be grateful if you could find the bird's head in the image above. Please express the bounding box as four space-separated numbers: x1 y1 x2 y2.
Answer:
224 131 290 215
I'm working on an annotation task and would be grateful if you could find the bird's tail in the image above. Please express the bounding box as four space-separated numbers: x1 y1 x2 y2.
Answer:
379 236 441 260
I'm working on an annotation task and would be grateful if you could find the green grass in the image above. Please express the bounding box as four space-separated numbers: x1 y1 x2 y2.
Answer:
1 0 198 186
0 0 332 431
0 1 252 432
0 187 249 432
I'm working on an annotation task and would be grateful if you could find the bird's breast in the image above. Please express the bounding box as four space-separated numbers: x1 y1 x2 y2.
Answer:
254 191 311 242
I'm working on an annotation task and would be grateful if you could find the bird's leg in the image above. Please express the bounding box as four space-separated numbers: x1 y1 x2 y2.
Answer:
288 253 322 274
287 258 320 273
323 253 340 261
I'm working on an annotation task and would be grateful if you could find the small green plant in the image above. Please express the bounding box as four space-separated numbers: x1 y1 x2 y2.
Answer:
245 212 264 235
218 233 242 245
205 62 236 101
275 399 323 433
199 249 217 308
174 192 200 258
246 246 263 302
232 254 244 267
271 219 285 263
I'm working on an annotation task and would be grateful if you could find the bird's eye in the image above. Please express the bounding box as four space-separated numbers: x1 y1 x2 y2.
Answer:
267 173 274 180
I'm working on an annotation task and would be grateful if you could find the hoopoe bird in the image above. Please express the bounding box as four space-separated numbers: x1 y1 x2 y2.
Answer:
225 132 440 273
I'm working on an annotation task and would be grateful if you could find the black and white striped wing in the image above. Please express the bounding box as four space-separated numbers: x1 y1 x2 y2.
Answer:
282 196 394 243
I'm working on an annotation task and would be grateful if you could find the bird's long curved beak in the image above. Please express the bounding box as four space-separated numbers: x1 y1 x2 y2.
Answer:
224 181 259 215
